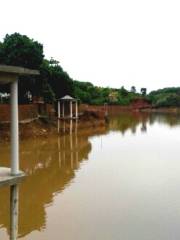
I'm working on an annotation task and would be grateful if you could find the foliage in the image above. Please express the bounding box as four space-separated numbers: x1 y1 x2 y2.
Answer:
0 33 44 69
40 59 74 100
0 33 74 103
73 81 142 105
41 79 55 103
0 32 151 106
148 87 180 107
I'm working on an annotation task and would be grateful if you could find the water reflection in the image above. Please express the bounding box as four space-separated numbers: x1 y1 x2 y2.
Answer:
18 135 92 237
1 112 180 239
108 112 180 135
109 112 149 135
148 112 180 127
58 119 78 135
0 123 107 239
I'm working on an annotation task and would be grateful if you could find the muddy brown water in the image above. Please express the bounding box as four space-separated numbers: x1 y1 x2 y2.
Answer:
1 112 180 240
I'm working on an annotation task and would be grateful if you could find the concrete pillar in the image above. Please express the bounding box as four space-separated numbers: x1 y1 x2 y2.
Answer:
58 101 61 118
10 80 19 175
70 101 73 118
10 184 19 240
75 101 78 118
62 102 65 118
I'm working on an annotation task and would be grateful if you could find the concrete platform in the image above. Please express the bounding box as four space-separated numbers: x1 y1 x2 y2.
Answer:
0 167 25 187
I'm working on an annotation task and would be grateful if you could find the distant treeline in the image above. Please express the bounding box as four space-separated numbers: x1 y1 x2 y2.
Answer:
73 81 146 105
0 33 179 107
148 88 180 107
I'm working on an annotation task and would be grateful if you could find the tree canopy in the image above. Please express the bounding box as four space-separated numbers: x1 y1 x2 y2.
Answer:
0 33 74 103
0 33 44 69
0 32 150 106
148 87 180 107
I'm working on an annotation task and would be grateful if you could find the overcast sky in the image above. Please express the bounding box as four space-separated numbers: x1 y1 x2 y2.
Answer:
0 0 180 92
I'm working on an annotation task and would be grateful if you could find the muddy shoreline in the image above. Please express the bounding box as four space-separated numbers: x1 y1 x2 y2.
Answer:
1 106 180 141
0 118 107 142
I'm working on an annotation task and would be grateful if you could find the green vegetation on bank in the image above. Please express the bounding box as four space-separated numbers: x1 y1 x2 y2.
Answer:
148 88 180 107
73 82 143 105
0 33 145 105
0 33 180 108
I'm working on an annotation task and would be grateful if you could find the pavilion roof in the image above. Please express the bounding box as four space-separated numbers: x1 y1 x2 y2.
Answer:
0 65 39 84
59 95 77 101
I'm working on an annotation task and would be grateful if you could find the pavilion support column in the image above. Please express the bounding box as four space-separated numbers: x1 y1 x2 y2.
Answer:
10 79 19 175
70 101 73 118
62 102 65 118
10 184 19 240
58 101 61 118
75 101 78 119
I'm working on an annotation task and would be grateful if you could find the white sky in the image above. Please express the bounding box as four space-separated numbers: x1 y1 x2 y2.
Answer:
0 0 180 92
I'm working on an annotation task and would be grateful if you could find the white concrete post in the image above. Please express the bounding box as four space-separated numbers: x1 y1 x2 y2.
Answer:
58 101 61 118
75 101 78 118
10 80 19 175
62 102 65 118
70 101 73 118
10 184 19 240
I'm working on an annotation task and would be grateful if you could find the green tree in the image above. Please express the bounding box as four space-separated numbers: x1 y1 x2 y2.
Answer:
0 33 44 69
0 33 45 103
119 86 128 97
40 59 74 100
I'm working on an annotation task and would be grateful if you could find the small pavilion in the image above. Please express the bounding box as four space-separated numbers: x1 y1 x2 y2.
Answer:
0 65 39 186
57 95 78 119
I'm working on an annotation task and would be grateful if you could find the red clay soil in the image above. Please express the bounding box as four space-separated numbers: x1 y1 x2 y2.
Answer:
80 99 152 114
0 120 57 141
130 99 151 109
0 111 107 142
0 100 152 141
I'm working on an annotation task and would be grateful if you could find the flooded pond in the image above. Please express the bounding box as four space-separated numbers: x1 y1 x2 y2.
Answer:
1 112 180 240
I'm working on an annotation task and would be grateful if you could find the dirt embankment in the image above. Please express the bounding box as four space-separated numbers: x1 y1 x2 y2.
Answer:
0 99 153 141
0 119 56 141
80 99 152 114
0 108 107 141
